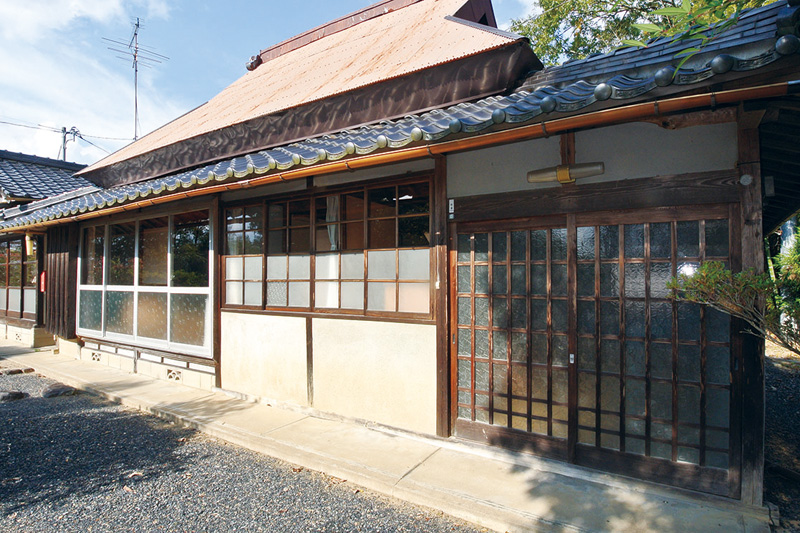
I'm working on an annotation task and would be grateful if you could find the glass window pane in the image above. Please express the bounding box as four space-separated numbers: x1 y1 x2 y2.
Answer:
79 290 102 330
244 256 262 280
227 232 243 255
316 254 339 280
368 187 395 217
267 256 287 280
137 292 167 339
226 281 243 305
244 230 263 255
650 302 673 340
226 257 244 280
316 224 339 252
341 282 364 309
244 206 263 230
288 200 311 226
398 216 429 247
316 281 339 308
289 228 310 253
227 207 243 232
267 281 287 306
706 219 729 257
600 264 619 297
268 203 285 228
244 282 262 306
342 192 364 221
368 219 395 248
577 226 595 260
625 263 646 298
268 229 286 254
599 225 619 259
651 223 671 258
288 255 310 280
398 182 429 215
650 263 672 299
105 291 134 335
8 288 20 312
139 217 168 286
677 221 700 258
475 265 488 295
8 263 20 286
341 222 364 250
650 342 673 380
172 211 210 287
170 293 208 346
341 252 364 279
398 283 429 313
624 224 644 259
577 264 594 297
23 288 36 314
81 225 105 285
493 265 507 295
0 264 6 288
367 250 395 280
367 282 396 311
707 346 731 385
399 249 429 280
288 282 310 307
492 232 507 262
551 228 567 260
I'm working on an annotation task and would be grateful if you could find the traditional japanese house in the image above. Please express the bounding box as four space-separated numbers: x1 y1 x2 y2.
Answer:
0 150 92 346
3 0 800 506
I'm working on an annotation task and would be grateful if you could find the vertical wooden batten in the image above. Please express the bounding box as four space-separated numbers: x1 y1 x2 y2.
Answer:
211 195 223 388
434 155 450 437
44 223 79 339
737 109 765 507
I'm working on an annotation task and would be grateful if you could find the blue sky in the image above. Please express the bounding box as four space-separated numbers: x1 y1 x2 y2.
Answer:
0 0 533 165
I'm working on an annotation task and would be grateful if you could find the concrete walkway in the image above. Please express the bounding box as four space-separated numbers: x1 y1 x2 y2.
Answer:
0 342 770 533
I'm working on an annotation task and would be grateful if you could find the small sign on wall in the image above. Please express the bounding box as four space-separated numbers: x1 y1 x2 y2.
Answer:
448 199 454 220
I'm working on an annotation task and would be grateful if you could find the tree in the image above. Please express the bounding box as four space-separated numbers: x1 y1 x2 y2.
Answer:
510 0 770 67
669 235 800 357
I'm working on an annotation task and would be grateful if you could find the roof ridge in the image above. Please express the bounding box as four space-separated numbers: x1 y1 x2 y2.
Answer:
254 0 424 67
0 149 86 172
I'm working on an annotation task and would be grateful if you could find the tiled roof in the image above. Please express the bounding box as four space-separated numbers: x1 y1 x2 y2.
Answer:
0 150 90 201
2 1 798 231
79 0 527 178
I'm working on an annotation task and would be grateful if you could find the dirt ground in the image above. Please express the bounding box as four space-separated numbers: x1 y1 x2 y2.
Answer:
764 341 800 531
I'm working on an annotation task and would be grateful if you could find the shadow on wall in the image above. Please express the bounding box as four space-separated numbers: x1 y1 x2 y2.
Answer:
0 394 195 515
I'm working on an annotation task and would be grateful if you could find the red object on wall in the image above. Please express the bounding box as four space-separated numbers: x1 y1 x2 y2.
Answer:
39 271 46 292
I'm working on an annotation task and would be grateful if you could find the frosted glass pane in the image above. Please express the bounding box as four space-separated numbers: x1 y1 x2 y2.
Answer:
105 291 134 335
398 283 429 313
108 222 135 285
288 282 310 307
79 290 102 330
399 249 429 280
244 256 262 280
267 282 287 306
368 250 395 280
137 292 167 340
288 255 310 280
316 281 339 308
8 288 20 312
316 254 339 280
226 257 243 280
341 282 364 309
0 289 5 310
267 256 287 280
367 282 396 311
244 282 262 306
226 282 243 305
341 252 364 279
170 293 207 346
23 288 36 314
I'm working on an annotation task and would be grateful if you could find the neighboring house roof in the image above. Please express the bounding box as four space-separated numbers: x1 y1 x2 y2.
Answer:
0 150 90 203
78 0 539 188
2 0 799 231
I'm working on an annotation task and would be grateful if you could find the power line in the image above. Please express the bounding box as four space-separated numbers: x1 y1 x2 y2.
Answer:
0 119 133 141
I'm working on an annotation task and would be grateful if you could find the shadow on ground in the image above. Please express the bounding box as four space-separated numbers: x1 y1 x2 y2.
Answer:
765 356 800 522
0 393 196 515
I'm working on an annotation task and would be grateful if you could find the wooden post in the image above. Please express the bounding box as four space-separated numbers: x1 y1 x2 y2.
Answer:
211 195 223 389
737 109 765 507
434 155 451 437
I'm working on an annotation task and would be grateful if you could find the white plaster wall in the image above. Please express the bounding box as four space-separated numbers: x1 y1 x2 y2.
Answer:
220 312 309 406
312 318 437 435
446 122 738 198
314 158 434 188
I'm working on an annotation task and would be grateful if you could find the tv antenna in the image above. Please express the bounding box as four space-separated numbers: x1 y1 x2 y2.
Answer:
104 18 169 141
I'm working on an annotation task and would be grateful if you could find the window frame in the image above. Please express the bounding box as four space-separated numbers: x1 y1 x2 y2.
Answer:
0 236 39 322
76 208 214 358
221 173 435 321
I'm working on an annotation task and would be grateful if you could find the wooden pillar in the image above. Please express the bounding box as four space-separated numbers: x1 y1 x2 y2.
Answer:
211 195 223 389
434 155 451 437
737 110 765 507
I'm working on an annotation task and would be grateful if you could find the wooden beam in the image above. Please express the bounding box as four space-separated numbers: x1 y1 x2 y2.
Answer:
640 107 737 130
434 155 450 437
560 132 575 166
737 108 765 507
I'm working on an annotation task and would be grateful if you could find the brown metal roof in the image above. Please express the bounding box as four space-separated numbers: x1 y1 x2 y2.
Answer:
81 0 526 179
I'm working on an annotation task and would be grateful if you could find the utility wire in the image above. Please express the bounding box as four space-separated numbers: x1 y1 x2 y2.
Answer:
0 118 133 141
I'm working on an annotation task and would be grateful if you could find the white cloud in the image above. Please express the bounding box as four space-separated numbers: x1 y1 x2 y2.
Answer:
0 0 184 164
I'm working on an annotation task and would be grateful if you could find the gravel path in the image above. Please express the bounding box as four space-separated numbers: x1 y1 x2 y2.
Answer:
765 346 800 532
0 369 484 533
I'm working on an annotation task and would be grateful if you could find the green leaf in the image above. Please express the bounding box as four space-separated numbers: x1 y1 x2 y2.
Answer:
632 23 662 33
682 0 692 11
621 39 648 47
651 6 690 15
